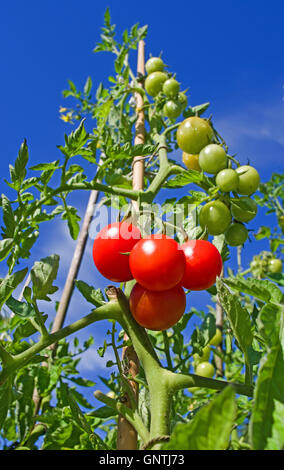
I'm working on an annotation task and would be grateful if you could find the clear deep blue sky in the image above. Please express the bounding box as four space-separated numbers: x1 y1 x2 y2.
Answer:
0 1 283 401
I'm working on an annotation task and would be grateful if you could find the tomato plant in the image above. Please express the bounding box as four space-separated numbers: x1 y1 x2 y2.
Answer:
0 8 282 454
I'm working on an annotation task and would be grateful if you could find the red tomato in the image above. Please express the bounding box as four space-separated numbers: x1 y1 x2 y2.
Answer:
92 222 141 282
129 283 186 331
129 234 186 291
181 240 222 290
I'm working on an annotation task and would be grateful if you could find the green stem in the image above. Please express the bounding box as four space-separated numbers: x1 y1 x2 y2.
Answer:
94 390 150 443
0 300 124 385
166 370 253 397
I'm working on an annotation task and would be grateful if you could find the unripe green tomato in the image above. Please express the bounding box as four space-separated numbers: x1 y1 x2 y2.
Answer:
163 100 182 119
195 361 215 378
209 328 222 347
199 200 231 236
182 152 201 171
225 223 248 246
193 344 211 364
163 78 180 98
145 57 165 75
177 117 214 154
231 197 258 223
216 168 239 192
145 72 168 97
177 92 188 110
235 165 260 195
268 258 282 273
199 144 227 175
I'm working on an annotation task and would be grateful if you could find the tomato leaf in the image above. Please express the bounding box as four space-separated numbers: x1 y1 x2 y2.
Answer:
0 268 28 310
163 386 236 450
75 280 105 307
30 254 59 301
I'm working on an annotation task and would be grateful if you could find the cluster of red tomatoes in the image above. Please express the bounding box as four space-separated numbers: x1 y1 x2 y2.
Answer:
144 57 187 119
179 116 260 246
92 222 222 331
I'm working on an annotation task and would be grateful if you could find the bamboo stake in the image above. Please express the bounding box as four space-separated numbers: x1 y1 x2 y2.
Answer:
50 186 100 338
117 40 145 451
215 268 224 377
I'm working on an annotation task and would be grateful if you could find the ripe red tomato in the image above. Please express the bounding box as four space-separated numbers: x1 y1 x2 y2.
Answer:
129 283 186 331
129 234 186 291
181 240 222 290
92 222 141 282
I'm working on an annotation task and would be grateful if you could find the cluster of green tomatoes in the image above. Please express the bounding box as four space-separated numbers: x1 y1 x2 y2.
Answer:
144 56 260 248
179 124 260 247
145 56 187 119
191 328 223 381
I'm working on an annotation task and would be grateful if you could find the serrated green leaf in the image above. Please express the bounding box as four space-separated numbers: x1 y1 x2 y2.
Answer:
0 268 28 310
163 386 236 450
75 280 105 307
250 345 284 450
6 296 36 318
0 238 14 261
30 254 59 301
216 279 253 366
1 194 15 237
14 140 29 184
224 276 282 304
0 376 13 431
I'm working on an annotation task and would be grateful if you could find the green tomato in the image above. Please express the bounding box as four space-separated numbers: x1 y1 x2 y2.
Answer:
177 92 188 110
268 258 282 273
177 117 214 154
231 197 257 223
145 72 168 97
216 168 239 192
163 100 182 119
225 223 248 246
193 345 211 364
209 328 222 347
199 200 231 236
235 165 260 195
145 57 165 75
199 144 227 175
195 361 215 378
163 78 180 98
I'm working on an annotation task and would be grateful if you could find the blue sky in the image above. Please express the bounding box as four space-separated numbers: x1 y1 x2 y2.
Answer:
0 1 283 408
